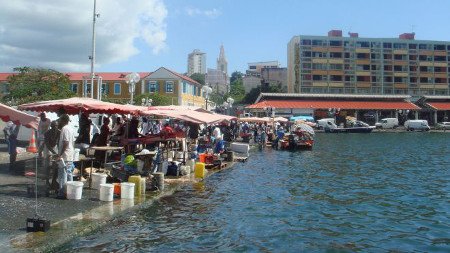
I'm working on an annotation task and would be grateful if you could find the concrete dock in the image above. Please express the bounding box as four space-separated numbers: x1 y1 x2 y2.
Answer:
0 142 234 252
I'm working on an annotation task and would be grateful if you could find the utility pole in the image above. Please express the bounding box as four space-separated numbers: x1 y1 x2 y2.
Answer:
89 0 99 99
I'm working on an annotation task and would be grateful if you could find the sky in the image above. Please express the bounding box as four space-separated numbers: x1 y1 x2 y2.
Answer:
2 0 450 74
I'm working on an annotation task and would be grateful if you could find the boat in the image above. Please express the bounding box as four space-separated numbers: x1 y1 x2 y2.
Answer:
324 120 375 133
277 123 315 150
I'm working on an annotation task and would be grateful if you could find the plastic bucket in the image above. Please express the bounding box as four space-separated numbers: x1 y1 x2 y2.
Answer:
99 183 114 201
187 159 195 174
195 162 206 179
140 178 146 194
199 153 206 163
128 175 142 197
113 183 121 195
67 181 84 200
73 148 80 162
92 173 107 190
120 182 135 199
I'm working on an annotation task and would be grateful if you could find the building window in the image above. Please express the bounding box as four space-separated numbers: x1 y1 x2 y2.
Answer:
70 83 78 93
85 82 91 94
114 83 121 95
101 83 109 95
165 81 174 93
183 82 187 93
148 81 158 93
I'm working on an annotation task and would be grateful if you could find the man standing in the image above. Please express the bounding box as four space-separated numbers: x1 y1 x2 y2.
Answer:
56 114 75 199
44 120 60 187
4 122 20 171
37 112 51 157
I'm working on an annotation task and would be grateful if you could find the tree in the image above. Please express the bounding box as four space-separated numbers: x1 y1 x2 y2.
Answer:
189 73 205 85
230 71 243 84
243 87 261 104
134 93 172 106
4 67 74 105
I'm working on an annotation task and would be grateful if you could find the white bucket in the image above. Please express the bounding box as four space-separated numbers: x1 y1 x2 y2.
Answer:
73 148 80 162
120 182 135 199
140 178 146 195
99 183 114 201
92 173 107 190
66 181 84 200
180 166 189 176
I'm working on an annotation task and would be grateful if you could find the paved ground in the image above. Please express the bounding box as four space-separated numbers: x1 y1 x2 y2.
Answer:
0 139 210 252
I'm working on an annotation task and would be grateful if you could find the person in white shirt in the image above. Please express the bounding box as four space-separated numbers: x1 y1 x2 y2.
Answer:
56 114 75 199
212 126 221 143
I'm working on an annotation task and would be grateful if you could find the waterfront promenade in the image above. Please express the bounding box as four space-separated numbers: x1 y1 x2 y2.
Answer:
0 141 214 252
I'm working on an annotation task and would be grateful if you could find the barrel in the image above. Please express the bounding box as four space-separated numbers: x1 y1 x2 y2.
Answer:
226 151 234 162
194 162 206 179
152 172 165 191
128 175 142 197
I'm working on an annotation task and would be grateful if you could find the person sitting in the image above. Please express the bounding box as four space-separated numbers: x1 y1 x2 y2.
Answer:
214 135 225 154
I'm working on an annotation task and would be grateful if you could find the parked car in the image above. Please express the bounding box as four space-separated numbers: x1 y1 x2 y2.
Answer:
316 118 335 130
404 120 430 131
375 118 399 129
436 122 450 130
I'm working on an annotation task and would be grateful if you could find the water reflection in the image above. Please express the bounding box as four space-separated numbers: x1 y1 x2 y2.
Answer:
62 133 450 252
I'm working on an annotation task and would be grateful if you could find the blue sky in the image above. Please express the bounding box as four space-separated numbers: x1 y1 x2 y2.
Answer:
3 0 450 74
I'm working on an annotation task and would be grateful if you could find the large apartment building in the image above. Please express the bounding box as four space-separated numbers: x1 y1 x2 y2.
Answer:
187 49 206 76
288 30 450 97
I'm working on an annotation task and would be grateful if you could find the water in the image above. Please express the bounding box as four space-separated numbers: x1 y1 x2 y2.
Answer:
62 133 450 252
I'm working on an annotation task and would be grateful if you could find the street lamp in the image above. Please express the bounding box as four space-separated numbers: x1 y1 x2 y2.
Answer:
125 72 140 104
202 85 212 110
226 97 234 115
141 97 153 107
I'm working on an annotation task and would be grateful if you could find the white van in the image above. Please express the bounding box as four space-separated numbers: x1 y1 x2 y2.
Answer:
404 120 430 131
375 118 399 129
316 118 335 130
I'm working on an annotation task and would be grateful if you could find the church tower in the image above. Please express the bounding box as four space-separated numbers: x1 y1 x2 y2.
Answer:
217 44 228 76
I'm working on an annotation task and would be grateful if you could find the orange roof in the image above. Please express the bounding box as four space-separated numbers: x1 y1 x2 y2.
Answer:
426 102 450 110
247 100 420 110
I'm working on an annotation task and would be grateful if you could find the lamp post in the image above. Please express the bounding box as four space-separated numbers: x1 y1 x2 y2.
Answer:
125 72 140 104
141 97 153 107
202 85 212 111
226 97 234 115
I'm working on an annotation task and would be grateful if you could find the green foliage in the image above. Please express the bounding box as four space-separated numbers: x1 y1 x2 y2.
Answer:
242 84 283 104
228 71 245 104
4 67 74 105
189 73 205 85
134 93 172 106
243 87 261 104
230 71 243 84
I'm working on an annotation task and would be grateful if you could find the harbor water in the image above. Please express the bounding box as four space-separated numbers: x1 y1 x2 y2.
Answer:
62 133 450 252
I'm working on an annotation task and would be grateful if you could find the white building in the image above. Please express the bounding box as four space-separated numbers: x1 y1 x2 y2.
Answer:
187 49 206 76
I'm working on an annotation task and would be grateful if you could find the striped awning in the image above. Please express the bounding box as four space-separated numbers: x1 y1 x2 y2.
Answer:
246 100 420 110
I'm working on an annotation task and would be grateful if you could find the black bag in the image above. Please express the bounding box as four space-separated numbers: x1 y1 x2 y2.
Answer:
166 162 179 176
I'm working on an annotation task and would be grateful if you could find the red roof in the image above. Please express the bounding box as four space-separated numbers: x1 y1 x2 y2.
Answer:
66 72 151 81
0 72 151 81
159 67 201 85
0 73 13 81
247 100 420 110
426 102 450 110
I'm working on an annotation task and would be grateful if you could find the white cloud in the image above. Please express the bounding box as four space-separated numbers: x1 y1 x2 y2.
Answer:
0 0 168 72
186 7 221 18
